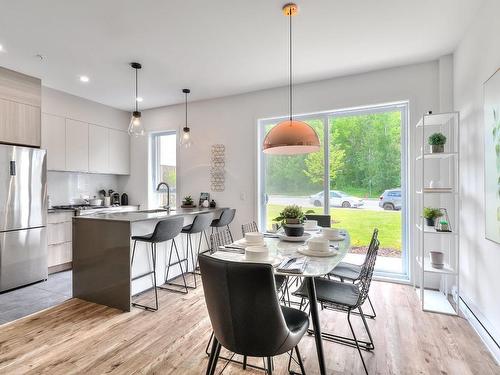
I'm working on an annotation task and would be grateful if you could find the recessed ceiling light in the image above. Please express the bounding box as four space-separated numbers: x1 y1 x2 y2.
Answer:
136 97 143 102
0 45 4 52
79 75 89 83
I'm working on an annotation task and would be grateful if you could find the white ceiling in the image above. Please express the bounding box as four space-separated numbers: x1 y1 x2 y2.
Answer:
0 0 483 111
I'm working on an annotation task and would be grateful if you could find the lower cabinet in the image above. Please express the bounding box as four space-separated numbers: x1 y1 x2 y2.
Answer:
47 211 74 273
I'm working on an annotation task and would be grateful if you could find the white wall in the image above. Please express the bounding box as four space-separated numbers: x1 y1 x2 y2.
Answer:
454 0 500 360
42 87 130 204
122 61 440 238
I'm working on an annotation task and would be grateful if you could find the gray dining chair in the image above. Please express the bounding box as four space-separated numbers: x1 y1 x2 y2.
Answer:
241 221 258 236
294 229 379 375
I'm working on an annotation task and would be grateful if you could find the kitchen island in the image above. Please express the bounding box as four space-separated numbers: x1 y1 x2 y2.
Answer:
72 208 222 311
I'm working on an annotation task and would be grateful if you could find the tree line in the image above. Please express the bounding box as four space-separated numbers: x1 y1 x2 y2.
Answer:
265 111 401 197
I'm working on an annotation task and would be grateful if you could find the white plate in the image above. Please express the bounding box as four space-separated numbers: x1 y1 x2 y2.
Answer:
322 234 346 241
304 226 322 232
278 232 312 242
297 246 339 257
235 238 266 247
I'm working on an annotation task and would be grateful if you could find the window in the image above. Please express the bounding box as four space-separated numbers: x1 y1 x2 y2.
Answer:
151 131 177 208
258 102 409 280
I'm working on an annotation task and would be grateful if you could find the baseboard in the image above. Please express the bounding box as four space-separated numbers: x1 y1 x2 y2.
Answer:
48 262 72 274
460 296 500 365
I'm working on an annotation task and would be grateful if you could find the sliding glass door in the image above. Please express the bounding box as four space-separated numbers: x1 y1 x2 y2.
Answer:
258 103 409 279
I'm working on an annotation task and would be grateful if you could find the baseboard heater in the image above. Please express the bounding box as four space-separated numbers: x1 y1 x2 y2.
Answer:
460 296 500 365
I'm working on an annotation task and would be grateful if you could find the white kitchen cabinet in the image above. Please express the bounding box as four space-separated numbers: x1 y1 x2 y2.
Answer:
108 128 130 175
89 124 109 173
41 113 66 171
65 119 89 172
0 67 41 147
40 115 130 175
47 211 73 273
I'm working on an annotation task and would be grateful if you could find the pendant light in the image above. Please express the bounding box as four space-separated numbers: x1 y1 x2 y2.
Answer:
180 88 193 148
128 62 145 137
263 3 320 155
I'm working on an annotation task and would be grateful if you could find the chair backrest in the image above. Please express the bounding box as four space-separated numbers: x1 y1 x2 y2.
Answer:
305 214 331 228
354 229 379 308
214 208 236 227
150 216 185 243
199 255 291 357
188 212 214 234
210 228 233 253
241 221 258 236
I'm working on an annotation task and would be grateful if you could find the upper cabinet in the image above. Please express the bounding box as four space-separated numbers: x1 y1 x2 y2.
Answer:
0 67 41 147
65 119 89 173
41 115 130 175
89 125 109 174
108 129 130 175
41 113 66 171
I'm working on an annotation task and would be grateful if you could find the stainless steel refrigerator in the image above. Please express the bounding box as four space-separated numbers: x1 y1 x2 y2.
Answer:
0 144 47 292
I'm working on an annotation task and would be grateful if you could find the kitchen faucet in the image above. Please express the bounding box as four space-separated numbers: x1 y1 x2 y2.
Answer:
156 182 171 211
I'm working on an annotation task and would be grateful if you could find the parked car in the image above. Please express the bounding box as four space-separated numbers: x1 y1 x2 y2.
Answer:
379 188 402 210
309 190 364 208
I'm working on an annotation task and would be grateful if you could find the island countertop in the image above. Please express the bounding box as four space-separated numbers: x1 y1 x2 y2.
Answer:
73 207 223 223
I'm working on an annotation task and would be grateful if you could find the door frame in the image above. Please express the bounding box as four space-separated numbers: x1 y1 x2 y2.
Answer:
257 101 410 280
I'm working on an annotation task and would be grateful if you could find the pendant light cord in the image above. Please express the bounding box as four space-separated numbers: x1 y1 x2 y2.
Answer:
135 67 138 112
289 10 293 121
185 91 188 127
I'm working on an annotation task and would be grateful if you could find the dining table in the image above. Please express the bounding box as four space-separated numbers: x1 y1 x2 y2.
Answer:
209 229 351 375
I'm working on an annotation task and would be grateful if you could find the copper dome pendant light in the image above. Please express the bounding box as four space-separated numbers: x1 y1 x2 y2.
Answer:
263 3 320 155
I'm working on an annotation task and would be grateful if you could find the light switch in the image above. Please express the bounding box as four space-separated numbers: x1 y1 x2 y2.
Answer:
240 192 246 201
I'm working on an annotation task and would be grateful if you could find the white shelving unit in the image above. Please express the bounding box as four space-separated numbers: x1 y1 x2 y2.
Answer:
414 112 460 315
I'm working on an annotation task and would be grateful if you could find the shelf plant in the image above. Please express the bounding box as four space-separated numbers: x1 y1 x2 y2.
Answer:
423 207 443 227
428 132 447 153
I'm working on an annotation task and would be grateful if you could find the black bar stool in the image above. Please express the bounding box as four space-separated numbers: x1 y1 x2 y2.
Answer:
210 208 236 242
179 213 214 289
131 216 184 311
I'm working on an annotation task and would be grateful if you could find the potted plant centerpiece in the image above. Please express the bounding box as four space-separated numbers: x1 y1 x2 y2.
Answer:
181 195 196 208
273 205 314 237
423 207 443 227
428 132 447 153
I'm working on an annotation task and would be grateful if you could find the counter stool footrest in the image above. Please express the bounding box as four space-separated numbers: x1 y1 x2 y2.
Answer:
131 302 158 312
132 271 155 281
157 284 189 294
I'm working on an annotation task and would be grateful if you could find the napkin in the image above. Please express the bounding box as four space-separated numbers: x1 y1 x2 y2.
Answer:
276 257 307 274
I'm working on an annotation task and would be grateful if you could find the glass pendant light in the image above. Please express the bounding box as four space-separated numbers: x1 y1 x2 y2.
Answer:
263 3 320 155
180 88 193 148
128 62 145 137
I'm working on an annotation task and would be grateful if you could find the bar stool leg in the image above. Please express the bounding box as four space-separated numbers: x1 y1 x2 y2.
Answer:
203 230 210 251
131 242 159 311
152 243 159 310
188 233 198 288
159 238 190 294
131 240 137 265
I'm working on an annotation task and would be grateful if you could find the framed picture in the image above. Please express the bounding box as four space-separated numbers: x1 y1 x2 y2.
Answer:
199 192 210 207
484 68 500 243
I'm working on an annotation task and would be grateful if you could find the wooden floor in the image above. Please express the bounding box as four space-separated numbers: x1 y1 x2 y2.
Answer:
0 280 498 375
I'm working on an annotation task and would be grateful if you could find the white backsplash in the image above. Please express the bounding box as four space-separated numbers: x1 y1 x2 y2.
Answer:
47 171 121 205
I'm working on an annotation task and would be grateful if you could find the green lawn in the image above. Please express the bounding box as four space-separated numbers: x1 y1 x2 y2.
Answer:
267 205 401 250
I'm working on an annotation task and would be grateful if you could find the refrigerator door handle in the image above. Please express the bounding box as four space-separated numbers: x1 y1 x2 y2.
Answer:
9 161 16 176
